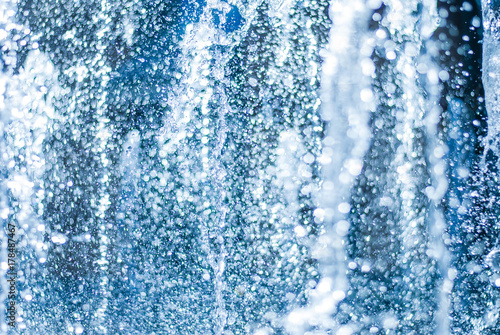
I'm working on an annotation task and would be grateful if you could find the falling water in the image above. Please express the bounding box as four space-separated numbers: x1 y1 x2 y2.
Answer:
1 0 499 334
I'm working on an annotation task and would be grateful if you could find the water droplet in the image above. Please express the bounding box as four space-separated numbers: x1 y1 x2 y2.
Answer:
486 249 500 270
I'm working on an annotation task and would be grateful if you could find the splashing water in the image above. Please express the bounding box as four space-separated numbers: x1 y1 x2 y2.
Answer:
0 0 499 334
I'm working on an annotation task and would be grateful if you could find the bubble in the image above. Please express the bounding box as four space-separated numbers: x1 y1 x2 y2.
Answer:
485 249 500 270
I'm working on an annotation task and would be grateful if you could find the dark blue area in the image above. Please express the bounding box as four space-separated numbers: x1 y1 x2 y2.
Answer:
490 0 500 10
212 5 244 33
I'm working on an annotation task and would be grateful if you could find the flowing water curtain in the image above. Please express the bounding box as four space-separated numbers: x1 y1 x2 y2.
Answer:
437 0 500 333
0 1 59 332
103 0 259 332
222 0 329 333
342 0 446 333
16 0 204 332
449 0 500 333
134 0 330 332
0 1 25 330
102 1 204 333
12 0 325 332
112 1 243 332
433 0 489 333
15 0 129 332
2 53 58 334
284 0 375 332
287 0 446 333
288 1 374 333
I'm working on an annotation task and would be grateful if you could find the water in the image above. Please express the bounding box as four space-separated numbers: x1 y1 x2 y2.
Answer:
0 0 499 334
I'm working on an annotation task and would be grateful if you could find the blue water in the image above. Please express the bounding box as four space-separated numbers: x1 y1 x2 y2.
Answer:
0 0 499 334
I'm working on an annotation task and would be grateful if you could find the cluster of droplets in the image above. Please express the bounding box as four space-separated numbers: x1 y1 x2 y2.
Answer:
285 0 456 333
0 0 62 332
